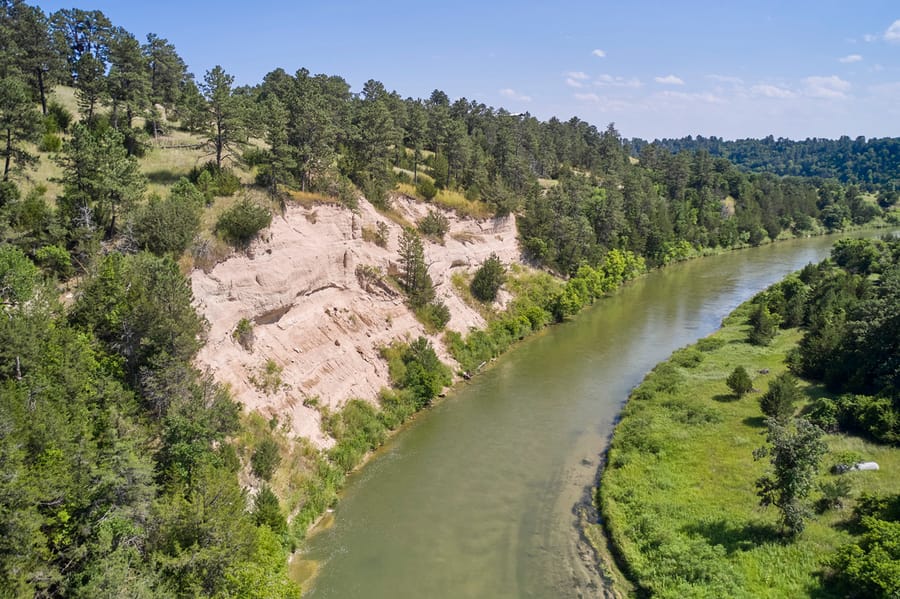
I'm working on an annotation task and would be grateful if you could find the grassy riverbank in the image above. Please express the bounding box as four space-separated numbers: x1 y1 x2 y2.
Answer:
592 300 900 597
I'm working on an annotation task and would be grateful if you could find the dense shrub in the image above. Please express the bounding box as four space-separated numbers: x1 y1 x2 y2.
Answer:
471 253 506 302
417 209 450 241
189 161 242 198
726 366 752 397
132 183 202 256
216 199 272 247
251 437 282 481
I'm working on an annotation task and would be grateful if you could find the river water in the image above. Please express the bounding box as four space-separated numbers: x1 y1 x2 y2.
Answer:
302 232 891 598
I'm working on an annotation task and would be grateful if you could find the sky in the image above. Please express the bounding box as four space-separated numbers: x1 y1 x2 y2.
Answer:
35 0 900 140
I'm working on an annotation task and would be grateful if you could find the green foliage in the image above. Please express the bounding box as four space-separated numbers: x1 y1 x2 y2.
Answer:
33 244 73 278
253 486 287 535
70 252 205 380
748 301 779 346
417 208 449 241
251 359 284 395
754 417 827 536
216 198 272 248
759 372 801 422
131 183 202 256
0 244 39 306
397 227 434 307
828 498 900 598
415 300 451 332
0 76 42 180
233 317 255 350
471 253 506 302
251 437 282 481
726 365 753 398
188 161 242 198
381 337 452 409
416 177 437 201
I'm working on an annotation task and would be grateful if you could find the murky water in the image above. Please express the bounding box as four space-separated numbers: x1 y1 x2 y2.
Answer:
303 232 893 598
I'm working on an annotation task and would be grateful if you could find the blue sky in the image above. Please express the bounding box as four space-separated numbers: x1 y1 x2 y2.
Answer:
36 1 900 140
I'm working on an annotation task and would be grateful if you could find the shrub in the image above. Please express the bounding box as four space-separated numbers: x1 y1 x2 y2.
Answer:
216 199 272 247
233 318 254 350
189 161 242 197
132 188 202 256
759 372 801 421
417 209 450 241
726 366 753 397
38 133 62 152
250 359 284 395
46 101 73 133
416 300 451 332
471 253 506 302
251 437 282 481
416 178 437 201
34 244 73 279
748 302 779 346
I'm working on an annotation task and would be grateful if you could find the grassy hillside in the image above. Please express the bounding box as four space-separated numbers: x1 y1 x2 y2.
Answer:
595 301 900 598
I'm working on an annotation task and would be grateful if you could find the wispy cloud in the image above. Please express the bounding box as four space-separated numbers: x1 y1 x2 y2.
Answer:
707 74 744 85
751 84 796 99
839 54 863 64
886 19 900 43
654 74 685 85
574 92 601 103
499 88 532 102
594 74 642 88
863 33 878 43
592 49 606 58
657 90 724 104
565 71 590 87
803 75 851 99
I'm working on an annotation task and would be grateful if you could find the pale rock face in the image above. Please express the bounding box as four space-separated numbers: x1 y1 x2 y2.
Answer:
191 194 523 448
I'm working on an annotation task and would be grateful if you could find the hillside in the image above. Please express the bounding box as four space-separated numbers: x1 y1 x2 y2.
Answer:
192 194 522 447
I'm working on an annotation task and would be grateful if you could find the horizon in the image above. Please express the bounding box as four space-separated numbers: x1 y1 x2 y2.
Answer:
34 0 900 141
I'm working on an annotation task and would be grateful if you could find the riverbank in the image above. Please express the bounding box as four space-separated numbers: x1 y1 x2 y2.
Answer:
594 296 900 597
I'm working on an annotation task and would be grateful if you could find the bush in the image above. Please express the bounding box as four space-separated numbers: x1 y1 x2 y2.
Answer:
251 437 282 481
38 133 62 153
471 253 506 302
189 161 242 197
46 101 73 133
233 318 254 350
415 300 451 332
33 244 73 279
216 199 272 247
759 372 801 421
748 302 779 346
417 209 450 241
132 187 202 256
726 366 753 398
416 178 437 201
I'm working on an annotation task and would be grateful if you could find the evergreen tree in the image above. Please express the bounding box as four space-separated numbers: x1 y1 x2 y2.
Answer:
397 227 433 307
0 76 41 181
201 65 243 168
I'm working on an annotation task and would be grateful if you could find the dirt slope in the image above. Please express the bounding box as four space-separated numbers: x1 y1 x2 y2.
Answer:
191 194 521 447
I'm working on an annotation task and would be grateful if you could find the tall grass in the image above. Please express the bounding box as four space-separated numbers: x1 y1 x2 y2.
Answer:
596 302 900 598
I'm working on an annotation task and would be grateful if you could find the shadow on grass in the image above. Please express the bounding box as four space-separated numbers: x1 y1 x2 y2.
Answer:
742 415 767 428
713 393 740 403
684 518 782 554
145 169 184 186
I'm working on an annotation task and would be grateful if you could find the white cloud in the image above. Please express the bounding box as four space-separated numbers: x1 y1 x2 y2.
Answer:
803 75 851 99
839 54 863 64
574 92 601 103
594 74 642 88
654 74 685 85
751 84 796 99
565 78 585 88
567 71 590 80
863 33 878 42
886 19 900 42
592 49 606 58
499 88 532 102
657 91 724 104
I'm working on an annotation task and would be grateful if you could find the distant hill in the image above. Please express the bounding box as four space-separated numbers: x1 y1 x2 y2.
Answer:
631 135 900 190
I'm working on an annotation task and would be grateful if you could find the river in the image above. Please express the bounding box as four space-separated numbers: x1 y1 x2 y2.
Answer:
301 232 892 598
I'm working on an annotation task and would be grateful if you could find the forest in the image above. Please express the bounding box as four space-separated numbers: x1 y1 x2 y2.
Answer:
1 1 898 596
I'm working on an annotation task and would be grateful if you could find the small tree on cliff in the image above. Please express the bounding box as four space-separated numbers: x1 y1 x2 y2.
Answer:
398 227 434 307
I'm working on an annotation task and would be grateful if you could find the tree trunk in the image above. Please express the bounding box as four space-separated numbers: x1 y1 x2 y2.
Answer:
4 128 12 181
37 69 47 115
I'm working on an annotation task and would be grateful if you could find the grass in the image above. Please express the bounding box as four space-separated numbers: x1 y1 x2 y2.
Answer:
596 301 900 598
394 182 493 219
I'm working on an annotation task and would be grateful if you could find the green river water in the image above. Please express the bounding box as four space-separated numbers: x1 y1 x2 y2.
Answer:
301 232 892 598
